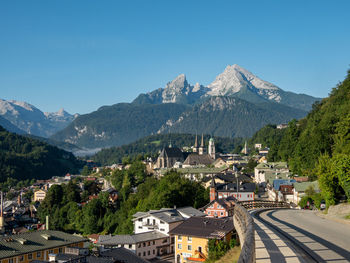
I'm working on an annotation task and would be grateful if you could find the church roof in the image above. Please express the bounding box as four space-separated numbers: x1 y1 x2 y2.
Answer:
159 147 184 159
183 153 213 166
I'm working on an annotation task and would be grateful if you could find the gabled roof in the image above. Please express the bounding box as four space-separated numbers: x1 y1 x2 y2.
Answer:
0 230 88 260
293 181 319 192
273 179 296 191
201 196 237 211
183 153 213 166
98 231 167 245
159 147 184 158
216 182 256 193
169 217 234 239
177 207 206 217
100 247 150 263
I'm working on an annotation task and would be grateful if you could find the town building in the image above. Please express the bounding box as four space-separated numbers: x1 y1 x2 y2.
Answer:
292 181 320 206
156 147 185 169
201 196 236 218
0 230 88 263
210 179 255 202
254 162 291 184
169 217 235 263
33 189 47 202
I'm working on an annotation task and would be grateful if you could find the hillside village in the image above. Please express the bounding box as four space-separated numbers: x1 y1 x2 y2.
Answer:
0 133 320 263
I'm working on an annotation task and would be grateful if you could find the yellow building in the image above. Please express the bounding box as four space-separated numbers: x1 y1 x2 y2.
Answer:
170 217 234 263
33 189 47 202
0 230 87 263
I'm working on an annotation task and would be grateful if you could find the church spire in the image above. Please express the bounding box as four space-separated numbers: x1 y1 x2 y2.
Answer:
193 134 198 153
199 133 204 155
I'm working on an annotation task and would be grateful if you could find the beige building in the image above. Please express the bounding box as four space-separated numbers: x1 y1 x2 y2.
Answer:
33 189 47 202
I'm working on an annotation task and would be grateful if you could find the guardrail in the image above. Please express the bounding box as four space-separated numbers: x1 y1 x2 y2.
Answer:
239 200 290 210
234 203 255 263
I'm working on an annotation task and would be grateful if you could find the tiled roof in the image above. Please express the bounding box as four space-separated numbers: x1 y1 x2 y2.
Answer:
183 154 213 166
159 147 184 159
132 207 203 223
293 181 319 192
177 207 206 217
0 230 88 260
216 182 256 193
98 231 167 245
100 247 150 263
169 217 234 239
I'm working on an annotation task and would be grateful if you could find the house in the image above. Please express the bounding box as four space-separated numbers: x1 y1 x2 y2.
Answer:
278 185 294 203
96 247 149 263
212 158 228 168
202 173 251 189
258 148 269 156
169 217 235 263
254 162 290 184
97 207 205 260
292 181 320 206
201 196 236 218
33 189 47 202
254 143 262 149
267 179 295 201
101 188 118 203
133 207 205 235
98 231 169 260
0 230 88 263
277 123 288 129
210 178 255 202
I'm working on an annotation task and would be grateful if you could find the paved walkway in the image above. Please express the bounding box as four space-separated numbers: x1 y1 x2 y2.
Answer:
252 209 350 263
253 214 307 263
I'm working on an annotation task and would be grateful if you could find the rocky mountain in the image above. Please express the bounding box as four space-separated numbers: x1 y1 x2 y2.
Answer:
51 103 189 148
52 64 320 149
0 99 76 137
133 64 319 111
157 96 307 138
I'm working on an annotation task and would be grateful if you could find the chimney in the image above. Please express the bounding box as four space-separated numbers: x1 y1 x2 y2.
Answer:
46 215 49 230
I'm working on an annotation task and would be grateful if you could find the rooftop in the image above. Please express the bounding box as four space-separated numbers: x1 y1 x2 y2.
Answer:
169 217 234 239
0 230 88 260
98 231 167 245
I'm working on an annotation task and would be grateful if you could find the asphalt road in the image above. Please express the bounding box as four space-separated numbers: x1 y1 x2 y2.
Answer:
256 209 350 263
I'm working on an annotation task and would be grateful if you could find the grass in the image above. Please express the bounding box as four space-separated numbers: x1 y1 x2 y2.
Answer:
211 246 241 263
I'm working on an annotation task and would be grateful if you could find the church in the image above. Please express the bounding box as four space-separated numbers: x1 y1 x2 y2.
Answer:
156 134 216 169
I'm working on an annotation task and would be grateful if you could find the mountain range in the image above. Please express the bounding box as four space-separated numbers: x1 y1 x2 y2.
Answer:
0 99 76 137
51 64 320 149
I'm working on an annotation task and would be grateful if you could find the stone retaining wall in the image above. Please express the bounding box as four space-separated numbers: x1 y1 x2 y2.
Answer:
234 204 255 263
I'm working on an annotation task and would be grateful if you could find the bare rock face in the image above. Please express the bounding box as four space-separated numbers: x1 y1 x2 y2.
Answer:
133 64 319 112
0 99 76 137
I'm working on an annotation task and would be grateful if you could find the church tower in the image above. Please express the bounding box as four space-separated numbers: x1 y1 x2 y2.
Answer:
193 134 198 153
208 137 216 159
198 134 204 155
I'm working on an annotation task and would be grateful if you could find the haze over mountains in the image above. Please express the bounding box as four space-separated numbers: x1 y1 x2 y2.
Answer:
0 99 76 137
1 65 320 151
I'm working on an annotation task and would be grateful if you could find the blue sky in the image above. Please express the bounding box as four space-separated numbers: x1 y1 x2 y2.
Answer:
1 0 349 114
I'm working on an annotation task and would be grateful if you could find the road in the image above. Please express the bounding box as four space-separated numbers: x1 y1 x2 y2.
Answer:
253 209 350 263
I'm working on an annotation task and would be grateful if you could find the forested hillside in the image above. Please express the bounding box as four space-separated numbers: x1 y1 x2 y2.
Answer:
0 126 82 182
92 133 243 165
250 70 350 205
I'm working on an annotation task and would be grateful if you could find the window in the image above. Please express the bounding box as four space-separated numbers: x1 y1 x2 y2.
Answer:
160 228 165 231
19 256 24 262
129 244 132 249
59 248 63 253
28 254 33 260
49 250 54 253
188 236 192 242
138 218 142 222
148 241 150 246
143 252 146 256
178 244 182 249
188 245 192 251
37 252 41 258
198 246 202 253
9 259 13 263
143 242 146 247
148 251 150 255
208 211 211 215
138 253 141 256
153 241 155 245
178 235 182 241
138 243 141 248
153 250 155 254
221 212 224 216
138 226 142 229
